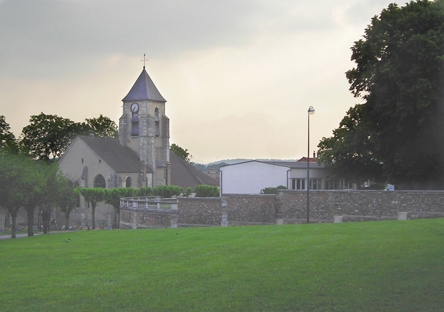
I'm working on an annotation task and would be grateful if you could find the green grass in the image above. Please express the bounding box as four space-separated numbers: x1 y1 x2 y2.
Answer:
1 219 444 311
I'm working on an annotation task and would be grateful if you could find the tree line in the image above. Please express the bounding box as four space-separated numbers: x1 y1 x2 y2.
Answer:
0 112 119 238
317 0 444 190
0 113 220 238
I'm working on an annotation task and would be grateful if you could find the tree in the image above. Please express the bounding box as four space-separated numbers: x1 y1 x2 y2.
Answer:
0 115 17 153
317 105 384 185
22 161 60 236
19 113 119 162
104 188 136 228
56 177 78 230
0 153 38 238
170 143 192 163
78 188 106 229
19 113 78 162
318 0 444 189
83 115 118 138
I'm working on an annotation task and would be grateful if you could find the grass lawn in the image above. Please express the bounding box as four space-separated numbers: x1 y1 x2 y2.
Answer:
1 219 443 311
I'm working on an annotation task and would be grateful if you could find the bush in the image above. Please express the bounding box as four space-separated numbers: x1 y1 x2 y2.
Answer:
137 187 153 196
194 185 220 197
260 185 287 194
152 185 183 198
184 187 192 197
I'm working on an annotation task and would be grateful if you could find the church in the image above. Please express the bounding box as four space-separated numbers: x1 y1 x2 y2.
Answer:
57 65 217 227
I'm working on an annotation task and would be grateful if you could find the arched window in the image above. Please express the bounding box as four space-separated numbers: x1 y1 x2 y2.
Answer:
126 177 132 188
154 107 160 137
93 174 106 188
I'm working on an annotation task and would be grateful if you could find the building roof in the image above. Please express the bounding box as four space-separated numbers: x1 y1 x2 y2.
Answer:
220 159 324 169
122 67 166 102
170 152 219 189
77 136 148 173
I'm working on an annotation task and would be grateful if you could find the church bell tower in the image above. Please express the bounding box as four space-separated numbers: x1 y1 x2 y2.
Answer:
119 65 170 187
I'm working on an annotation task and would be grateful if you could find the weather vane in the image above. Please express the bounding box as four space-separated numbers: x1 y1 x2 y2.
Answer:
141 53 148 68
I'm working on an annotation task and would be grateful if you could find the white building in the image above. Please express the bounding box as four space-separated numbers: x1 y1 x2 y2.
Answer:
220 158 352 194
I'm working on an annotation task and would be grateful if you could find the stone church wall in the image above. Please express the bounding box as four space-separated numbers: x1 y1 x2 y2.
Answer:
120 190 444 229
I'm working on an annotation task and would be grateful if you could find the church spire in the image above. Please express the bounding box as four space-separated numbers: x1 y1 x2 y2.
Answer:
122 65 166 102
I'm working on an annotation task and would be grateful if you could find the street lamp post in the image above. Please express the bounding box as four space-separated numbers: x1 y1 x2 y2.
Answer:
307 106 315 224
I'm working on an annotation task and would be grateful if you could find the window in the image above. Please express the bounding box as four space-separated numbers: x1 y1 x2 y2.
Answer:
154 107 160 137
310 179 323 190
292 178 306 190
126 177 132 188
292 178 323 190
326 181 337 190
93 174 106 188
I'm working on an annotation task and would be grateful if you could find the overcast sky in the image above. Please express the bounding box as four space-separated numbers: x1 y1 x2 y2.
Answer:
0 0 403 163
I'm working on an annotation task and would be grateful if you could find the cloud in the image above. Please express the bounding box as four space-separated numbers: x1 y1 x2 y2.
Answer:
0 0 362 73
0 0 406 162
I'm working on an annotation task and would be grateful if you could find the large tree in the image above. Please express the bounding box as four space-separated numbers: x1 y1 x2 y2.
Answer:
0 115 17 153
318 0 444 189
83 115 118 138
19 113 78 162
22 162 60 236
0 153 53 238
19 113 118 161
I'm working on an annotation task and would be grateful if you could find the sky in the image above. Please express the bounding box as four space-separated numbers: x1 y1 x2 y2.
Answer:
0 0 404 164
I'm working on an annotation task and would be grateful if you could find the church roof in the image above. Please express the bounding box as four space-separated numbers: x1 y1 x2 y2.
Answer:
77 136 149 173
122 67 166 102
170 152 219 189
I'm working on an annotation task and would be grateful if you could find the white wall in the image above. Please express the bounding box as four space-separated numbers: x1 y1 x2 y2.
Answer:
220 161 290 194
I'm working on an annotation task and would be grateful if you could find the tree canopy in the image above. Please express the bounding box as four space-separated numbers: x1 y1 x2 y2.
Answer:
318 0 444 189
83 115 118 138
18 113 118 162
0 115 17 153
170 143 193 163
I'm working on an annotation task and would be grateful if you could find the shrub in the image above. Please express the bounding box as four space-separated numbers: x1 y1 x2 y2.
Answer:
260 185 287 194
194 185 220 197
152 185 183 198
137 187 153 196
184 187 192 197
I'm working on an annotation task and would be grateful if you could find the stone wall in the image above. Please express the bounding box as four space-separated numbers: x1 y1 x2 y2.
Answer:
120 207 175 229
177 198 221 227
278 190 444 223
120 190 444 228
224 195 276 225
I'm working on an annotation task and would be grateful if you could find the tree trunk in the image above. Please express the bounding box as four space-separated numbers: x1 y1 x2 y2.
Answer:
42 219 49 234
27 207 35 237
41 208 51 234
92 205 96 229
4 209 10 228
117 212 120 229
65 211 70 230
11 213 17 239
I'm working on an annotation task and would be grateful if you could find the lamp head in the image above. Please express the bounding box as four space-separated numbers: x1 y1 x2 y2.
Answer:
308 106 315 114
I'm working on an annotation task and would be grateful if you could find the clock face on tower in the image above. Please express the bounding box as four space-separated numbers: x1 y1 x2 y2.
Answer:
131 103 139 113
